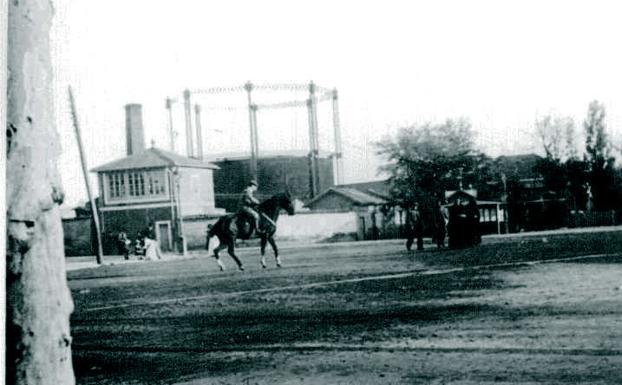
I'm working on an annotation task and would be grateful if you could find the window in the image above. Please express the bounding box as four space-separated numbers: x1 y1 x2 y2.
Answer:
128 171 146 197
108 172 125 199
105 170 168 203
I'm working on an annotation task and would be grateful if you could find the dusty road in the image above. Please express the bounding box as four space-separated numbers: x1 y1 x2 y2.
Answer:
68 230 622 384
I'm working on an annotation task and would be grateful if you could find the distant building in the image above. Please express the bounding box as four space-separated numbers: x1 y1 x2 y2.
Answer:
92 147 222 253
304 180 396 240
91 104 222 254
444 189 506 235
208 150 335 213
304 181 390 212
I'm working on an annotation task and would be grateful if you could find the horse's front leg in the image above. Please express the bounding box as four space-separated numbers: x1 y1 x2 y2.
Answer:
267 236 280 267
260 236 268 269
227 244 244 271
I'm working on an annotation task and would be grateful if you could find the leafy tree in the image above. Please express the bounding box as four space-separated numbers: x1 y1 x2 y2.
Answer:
376 118 479 208
583 101 618 211
534 114 575 196
533 114 591 211
535 114 577 161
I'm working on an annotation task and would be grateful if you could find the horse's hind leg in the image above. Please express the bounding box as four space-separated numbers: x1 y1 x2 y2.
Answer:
267 236 281 267
260 236 268 269
227 244 244 271
213 242 228 271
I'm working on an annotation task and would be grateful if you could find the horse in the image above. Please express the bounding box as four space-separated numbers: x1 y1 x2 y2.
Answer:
205 191 295 271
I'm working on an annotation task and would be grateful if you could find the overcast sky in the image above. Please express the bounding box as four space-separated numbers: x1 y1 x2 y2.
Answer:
51 0 622 208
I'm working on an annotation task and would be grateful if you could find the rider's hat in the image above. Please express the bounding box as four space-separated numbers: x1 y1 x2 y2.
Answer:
249 179 258 187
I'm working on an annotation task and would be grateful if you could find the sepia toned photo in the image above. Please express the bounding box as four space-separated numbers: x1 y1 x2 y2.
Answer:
4 1 622 384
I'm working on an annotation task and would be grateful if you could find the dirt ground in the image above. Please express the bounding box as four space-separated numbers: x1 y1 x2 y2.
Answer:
68 230 622 384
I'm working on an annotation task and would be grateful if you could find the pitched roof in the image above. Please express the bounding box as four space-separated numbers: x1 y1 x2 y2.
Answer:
91 148 219 172
306 187 388 207
336 179 392 199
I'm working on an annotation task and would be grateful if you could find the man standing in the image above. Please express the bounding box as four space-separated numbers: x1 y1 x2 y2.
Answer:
433 200 449 249
405 203 424 251
239 179 263 235
117 232 131 260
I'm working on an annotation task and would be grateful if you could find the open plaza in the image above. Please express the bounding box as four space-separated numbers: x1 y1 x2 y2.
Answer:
68 227 622 384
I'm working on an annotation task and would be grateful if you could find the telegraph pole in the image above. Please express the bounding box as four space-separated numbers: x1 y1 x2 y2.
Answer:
69 87 104 265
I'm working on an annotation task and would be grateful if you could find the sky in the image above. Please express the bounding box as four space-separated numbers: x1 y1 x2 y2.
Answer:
50 0 622 208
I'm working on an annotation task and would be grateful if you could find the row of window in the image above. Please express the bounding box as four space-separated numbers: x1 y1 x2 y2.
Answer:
106 171 168 202
479 207 505 222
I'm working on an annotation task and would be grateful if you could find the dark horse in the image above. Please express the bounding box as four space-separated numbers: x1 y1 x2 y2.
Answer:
205 192 295 271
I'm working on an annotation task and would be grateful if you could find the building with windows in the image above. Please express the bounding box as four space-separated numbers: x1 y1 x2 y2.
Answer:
91 104 222 254
444 190 506 235
93 147 222 253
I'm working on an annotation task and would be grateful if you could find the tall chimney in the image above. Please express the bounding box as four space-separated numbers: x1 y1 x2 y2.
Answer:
125 103 145 155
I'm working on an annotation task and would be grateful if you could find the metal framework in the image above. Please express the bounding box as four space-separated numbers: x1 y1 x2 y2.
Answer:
167 82 344 196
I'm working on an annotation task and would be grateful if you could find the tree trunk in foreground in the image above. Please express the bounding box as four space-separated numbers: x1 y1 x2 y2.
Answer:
6 0 75 384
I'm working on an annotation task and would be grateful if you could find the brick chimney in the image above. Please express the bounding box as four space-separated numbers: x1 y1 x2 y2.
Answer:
125 103 145 155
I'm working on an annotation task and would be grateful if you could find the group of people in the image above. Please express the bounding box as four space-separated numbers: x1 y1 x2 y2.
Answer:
116 223 162 261
447 198 481 249
405 197 481 251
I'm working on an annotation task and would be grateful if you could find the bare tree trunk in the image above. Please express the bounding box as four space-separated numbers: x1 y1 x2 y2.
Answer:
6 0 75 384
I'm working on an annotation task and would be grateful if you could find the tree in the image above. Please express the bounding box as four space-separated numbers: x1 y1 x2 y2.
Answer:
534 114 576 196
376 118 478 208
6 1 76 384
535 114 577 162
583 101 618 211
533 114 591 211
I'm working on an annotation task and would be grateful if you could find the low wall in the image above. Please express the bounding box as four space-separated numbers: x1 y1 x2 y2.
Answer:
568 210 616 228
183 211 361 250
63 217 92 256
184 217 219 249
275 211 359 241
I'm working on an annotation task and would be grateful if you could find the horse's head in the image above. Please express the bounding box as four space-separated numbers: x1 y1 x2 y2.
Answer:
279 191 295 215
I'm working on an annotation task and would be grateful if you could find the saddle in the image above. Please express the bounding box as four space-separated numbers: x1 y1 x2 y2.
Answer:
235 211 261 240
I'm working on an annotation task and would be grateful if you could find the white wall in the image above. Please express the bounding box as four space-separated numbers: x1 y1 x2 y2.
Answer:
275 212 359 241
184 211 361 251
178 168 216 216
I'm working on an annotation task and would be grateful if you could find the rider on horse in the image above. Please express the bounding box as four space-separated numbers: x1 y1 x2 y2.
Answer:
239 179 264 235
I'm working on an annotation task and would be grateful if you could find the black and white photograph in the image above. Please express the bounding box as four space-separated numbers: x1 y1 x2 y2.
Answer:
4 1 622 384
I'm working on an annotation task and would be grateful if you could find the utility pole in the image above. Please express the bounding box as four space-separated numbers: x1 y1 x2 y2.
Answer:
165 97 176 153
173 169 187 256
245 81 258 179
183 89 194 158
194 104 204 160
68 87 104 265
332 88 344 185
